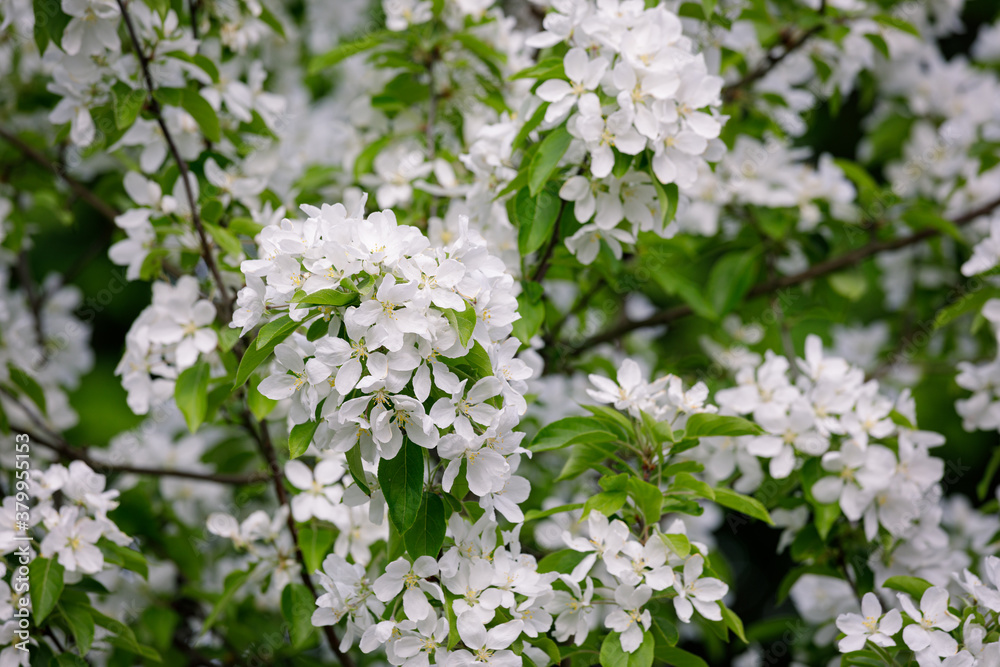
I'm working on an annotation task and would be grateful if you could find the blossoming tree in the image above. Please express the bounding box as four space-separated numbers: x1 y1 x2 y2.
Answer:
3 0 1000 665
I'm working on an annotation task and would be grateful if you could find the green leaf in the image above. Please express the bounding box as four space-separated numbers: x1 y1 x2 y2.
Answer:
528 416 619 452
537 549 588 574
582 491 627 518
882 575 933 601
256 314 296 350
165 51 220 83
202 569 250 633
9 364 47 415
247 381 277 420
288 421 319 459
29 558 64 624
600 630 653 667
234 317 302 389
112 83 144 131
346 445 370 495
872 13 921 37
828 272 868 301
721 604 747 644
627 477 663 525
712 487 773 525
652 267 716 320
865 33 890 59
523 503 584 522
92 610 161 662
404 493 447 558
180 89 221 143
659 531 691 559
648 168 679 226
281 583 316 648
558 442 616 481
670 472 715 501
901 204 964 243
512 102 549 151
100 540 149 579
291 288 360 307
706 251 759 317
978 447 1000 501
683 413 763 438
510 57 564 81
443 307 477 347
59 598 95 655
298 527 334 574
528 126 572 196
205 222 242 257
175 361 211 433
655 645 709 667
257 3 286 37
514 187 561 256
813 501 841 540
309 30 391 74
378 438 425 533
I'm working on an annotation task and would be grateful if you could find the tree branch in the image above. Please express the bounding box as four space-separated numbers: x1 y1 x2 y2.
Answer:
241 410 356 667
566 195 1000 356
116 0 232 321
722 23 825 103
0 125 120 223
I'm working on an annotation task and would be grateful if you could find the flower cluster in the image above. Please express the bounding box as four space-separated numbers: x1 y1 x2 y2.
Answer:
1 461 130 575
233 193 533 522
525 2 726 264
116 275 219 415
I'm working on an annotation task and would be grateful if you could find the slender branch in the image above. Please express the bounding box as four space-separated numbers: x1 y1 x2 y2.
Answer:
15 251 46 351
242 411 356 667
722 23 825 102
1 389 263 484
567 195 1000 356
0 125 120 222
116 0 232 320
531 200 566 283
188 0 200 40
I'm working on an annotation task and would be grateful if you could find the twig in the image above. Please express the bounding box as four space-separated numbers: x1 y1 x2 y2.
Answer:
567 195 1000 356
531 200 566 282
242 411 357 667
116 0 232 321
0 125 120 222
722 23 825 102
1 389 264 485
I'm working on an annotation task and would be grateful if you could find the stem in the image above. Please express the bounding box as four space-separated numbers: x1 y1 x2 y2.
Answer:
567 195 1000 357
531 200 566 283
116 0 232 321
0 125 120 222
242 411 357 667
722 23 825 102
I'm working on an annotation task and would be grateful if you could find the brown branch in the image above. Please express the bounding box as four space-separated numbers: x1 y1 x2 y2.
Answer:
567 195 1000 356
1 387 263 484
0 125 120 222
722 23 825 102
116 0 232 321
242 410 356 667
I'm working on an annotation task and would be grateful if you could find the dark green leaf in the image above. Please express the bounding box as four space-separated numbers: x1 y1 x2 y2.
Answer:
378 438 424 533
281 583 316 648
528 126 572 196
29 557 64 624
288 421 319 459
175 361 211 433
683 413 763 438
404 493 447 558
712 487 773 525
